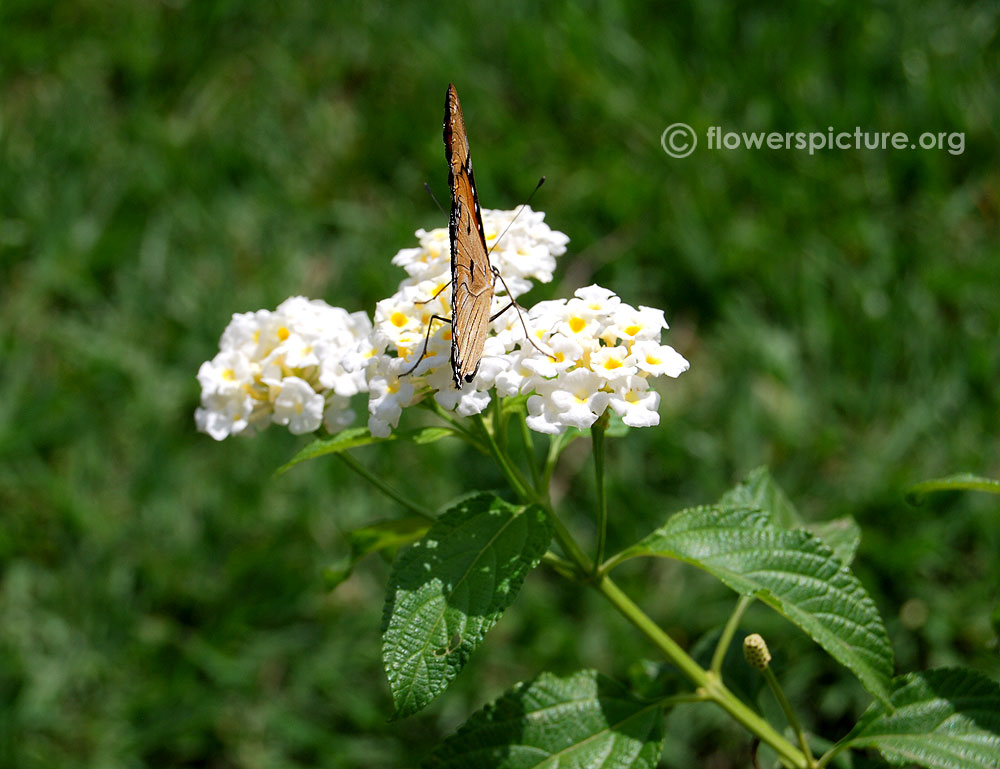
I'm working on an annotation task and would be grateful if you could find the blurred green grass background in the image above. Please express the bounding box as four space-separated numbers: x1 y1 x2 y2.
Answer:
1 1 998 767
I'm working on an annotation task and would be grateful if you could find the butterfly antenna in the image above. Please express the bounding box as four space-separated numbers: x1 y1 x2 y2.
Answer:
424 182 447 215
487 176 546 256
491 266 557 362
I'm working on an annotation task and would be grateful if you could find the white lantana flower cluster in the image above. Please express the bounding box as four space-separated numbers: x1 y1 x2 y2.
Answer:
195 297 374 440
195 207 689 441
365 207 570 436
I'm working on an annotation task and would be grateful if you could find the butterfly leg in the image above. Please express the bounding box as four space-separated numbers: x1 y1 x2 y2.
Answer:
400 313 451 377
413 283 449 306
490 267 556 361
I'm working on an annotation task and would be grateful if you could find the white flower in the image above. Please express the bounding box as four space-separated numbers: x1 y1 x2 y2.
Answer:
574 284 622 313
367 368 416 438
522 334 581 378
272 376 325 434
527 370 611 433
606 305 668 343
197 208 690 443
366 207 570 432
194 389 254 441
608 375 661 427
630 340 690 378
588 346 638 381
324 394 356 433
196 298 373 440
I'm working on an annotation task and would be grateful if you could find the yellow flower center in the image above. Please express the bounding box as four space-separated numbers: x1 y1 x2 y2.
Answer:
603 357 623 370
569 316 587 334
278 326 290 341
624 324 642 337
222 368 236 381
390 311 409 328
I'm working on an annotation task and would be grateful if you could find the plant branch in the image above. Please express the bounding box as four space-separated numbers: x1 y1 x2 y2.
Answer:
711 596 754 675
335 453 436 521
420 400 487 452
518 409 543 492
542 502 596 575
473 413 534 503
593 575 807 769
763 666 816 767
591 412 609 575
541 432 571 496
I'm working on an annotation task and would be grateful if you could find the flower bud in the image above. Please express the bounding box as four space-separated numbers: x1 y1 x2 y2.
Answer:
743 633 772 670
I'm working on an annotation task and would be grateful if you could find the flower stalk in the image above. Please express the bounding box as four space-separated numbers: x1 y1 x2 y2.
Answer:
591 410 609 574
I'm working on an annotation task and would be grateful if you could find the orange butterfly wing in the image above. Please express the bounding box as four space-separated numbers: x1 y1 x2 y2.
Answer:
444 84 494 388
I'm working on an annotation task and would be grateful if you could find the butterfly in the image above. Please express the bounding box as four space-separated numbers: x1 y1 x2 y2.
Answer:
402 85 550 389
444 83 494 387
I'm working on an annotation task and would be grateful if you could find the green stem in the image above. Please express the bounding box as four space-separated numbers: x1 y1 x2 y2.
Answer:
543 502 595 575
594 575 807 769
540 551 580 580
764 667 816 767
591 413 609 575
518 410 542 492
473 414 534 503
711 596 754 675
336 453 435 521
478 413 804 767
814 744 846 769
659 692 711 706
421 400 487 451
542 432 571 495
492 391 506 454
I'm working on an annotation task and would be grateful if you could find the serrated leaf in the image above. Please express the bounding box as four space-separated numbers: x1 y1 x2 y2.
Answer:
615 504 894 703
720 466 802 527
423 670 665 769
382 493 552 718
325 516 432 589
349 515 431 555
723 469 859 565
906 473 1000 504
807 516 861 567
840 668 1000 769
276 425 453 474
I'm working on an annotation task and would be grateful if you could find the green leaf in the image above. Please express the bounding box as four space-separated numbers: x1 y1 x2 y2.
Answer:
382 493 552 718
423 670 665 769
324 516 432 589
276 425 453 474
615 504 894 703
722 469 859 565
720 466 802 527
807 516 862 567
906 473 1000 504
839 668 1000 769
